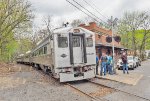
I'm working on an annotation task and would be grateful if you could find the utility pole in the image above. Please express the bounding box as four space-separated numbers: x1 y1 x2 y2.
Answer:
109 16 118 74
111 16 115 74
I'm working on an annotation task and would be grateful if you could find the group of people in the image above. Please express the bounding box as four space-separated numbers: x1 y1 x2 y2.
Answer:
96 53 113 76
96 52 129 76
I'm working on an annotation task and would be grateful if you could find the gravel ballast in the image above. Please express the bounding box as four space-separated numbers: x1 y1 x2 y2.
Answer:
0 64 92 101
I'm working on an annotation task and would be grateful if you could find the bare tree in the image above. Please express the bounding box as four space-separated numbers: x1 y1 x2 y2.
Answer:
27 15 54 50
43 15 53 35
71 19 82 27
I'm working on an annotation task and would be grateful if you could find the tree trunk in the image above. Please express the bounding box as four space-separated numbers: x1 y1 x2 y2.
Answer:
131 30 137 56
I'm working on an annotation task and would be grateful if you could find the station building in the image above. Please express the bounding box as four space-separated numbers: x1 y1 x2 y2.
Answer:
79 22 127 61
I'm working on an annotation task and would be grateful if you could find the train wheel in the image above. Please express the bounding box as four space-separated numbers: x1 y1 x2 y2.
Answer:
33 64 36 68
37 64 41 70
44 66 49 74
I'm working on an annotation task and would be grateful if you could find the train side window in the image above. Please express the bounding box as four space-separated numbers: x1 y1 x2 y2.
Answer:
39 49 41 55
44 46 47 54
39 48 43 55
41 48 44 54
36 51 38 56
32 53 34 57
86 38 93 47
58 36 68 48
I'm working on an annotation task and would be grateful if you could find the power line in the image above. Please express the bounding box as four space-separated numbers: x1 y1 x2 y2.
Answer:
88 0 110 19
66 0 103 24
82 0 108 20
71 0 109 26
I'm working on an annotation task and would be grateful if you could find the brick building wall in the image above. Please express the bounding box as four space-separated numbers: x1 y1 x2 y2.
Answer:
79 22 126 61
80 22 121 47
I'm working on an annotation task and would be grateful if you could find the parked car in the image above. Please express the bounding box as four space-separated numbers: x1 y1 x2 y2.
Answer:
135 57 141 66
117 56 136 70
117 59 123 69
127 56 137 69
134 57 139 67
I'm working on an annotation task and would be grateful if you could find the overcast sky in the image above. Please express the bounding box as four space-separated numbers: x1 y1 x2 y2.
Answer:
29 0 150 28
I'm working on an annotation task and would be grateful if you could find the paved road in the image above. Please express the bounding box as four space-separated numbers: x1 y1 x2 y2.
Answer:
103 59 150 101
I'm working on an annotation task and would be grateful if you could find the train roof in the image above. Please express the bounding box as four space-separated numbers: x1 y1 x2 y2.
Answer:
26 51 31 54
17 54 24 58
19 54 24 56
53 26 95 35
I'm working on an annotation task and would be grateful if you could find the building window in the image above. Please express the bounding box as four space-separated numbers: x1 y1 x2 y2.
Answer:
98 35 101 39
107 49 111 55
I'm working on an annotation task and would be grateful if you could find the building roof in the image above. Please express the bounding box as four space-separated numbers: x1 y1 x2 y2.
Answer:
95 43 128 50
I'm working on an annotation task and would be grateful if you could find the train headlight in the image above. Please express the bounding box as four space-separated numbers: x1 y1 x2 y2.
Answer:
59 68 72 73
83 66 92 72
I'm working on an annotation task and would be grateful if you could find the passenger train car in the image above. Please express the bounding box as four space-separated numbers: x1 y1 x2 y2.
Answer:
23 51 31 65
17 27 96 82
16 54 24 64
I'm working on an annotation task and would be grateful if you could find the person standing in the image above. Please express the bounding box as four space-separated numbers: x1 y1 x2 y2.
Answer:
100 53 107 76
121 52 129 74
107 54 113 75
96 55 99 75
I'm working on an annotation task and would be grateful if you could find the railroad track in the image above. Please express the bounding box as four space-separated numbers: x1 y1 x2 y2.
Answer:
66 80 113 101
31 67 150 101
66 83 98 101
32 67 110 101
66 79 150 101
89 78 150 101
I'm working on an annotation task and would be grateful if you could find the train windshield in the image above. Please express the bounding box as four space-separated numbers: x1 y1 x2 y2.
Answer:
58 37 68 48
86 38 93 47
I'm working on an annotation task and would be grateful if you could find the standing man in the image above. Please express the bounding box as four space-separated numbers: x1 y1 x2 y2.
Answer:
100 53 107 76
96 54 99 75
121 52 129 74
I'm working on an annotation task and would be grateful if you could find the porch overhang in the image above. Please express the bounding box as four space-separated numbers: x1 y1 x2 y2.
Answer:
95 43 128 50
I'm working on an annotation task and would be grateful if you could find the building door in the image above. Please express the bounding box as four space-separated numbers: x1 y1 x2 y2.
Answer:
98 48 102 58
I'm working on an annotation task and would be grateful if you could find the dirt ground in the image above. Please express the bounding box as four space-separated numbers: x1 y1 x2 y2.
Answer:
0 64 91 101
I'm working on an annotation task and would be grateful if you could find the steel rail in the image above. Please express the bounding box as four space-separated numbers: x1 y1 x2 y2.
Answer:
66 83 98 101
66 82 109 101
89 79 150 101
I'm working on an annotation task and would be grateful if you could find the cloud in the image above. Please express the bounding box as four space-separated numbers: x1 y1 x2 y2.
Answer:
29 0 78 16
29 0 150 27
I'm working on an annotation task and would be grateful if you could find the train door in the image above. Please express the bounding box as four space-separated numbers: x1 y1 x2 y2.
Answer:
72 36 82 64
69 33 87 65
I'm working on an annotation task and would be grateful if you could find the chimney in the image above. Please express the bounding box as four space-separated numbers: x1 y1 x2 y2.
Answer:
79 24 85 27
89 22 96 27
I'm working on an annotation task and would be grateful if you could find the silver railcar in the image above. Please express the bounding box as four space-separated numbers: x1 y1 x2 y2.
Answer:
21 27 96 82
16 54 24 64
23 51 31 65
